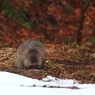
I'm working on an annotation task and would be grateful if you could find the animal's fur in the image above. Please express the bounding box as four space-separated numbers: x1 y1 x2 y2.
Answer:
14 39 46 69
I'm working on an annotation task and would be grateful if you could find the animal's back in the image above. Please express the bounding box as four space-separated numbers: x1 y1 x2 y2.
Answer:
17 39 45 55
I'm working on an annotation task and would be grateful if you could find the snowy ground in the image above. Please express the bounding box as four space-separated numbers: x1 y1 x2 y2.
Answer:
0 71 95 95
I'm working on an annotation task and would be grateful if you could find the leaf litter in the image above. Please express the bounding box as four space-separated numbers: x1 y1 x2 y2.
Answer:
0 44 95 84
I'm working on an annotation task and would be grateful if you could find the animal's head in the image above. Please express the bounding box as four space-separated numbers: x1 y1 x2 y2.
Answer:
24 49 42 69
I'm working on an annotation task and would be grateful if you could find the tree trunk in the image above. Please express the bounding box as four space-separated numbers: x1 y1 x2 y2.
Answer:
0 0 4 12
77 0 92 45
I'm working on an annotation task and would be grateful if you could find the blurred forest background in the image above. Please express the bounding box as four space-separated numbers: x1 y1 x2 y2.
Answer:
0 0 95 48
1 0 95 83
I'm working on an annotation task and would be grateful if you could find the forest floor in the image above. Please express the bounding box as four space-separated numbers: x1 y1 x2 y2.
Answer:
0 44 95 84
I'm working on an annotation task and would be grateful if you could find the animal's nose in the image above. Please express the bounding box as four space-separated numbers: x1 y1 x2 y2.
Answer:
32 57 38 63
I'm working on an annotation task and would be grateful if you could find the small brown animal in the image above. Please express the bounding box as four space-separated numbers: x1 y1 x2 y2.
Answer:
14 39 46 69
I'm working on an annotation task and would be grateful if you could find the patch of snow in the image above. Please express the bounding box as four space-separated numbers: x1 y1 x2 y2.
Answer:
0 71 95 95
